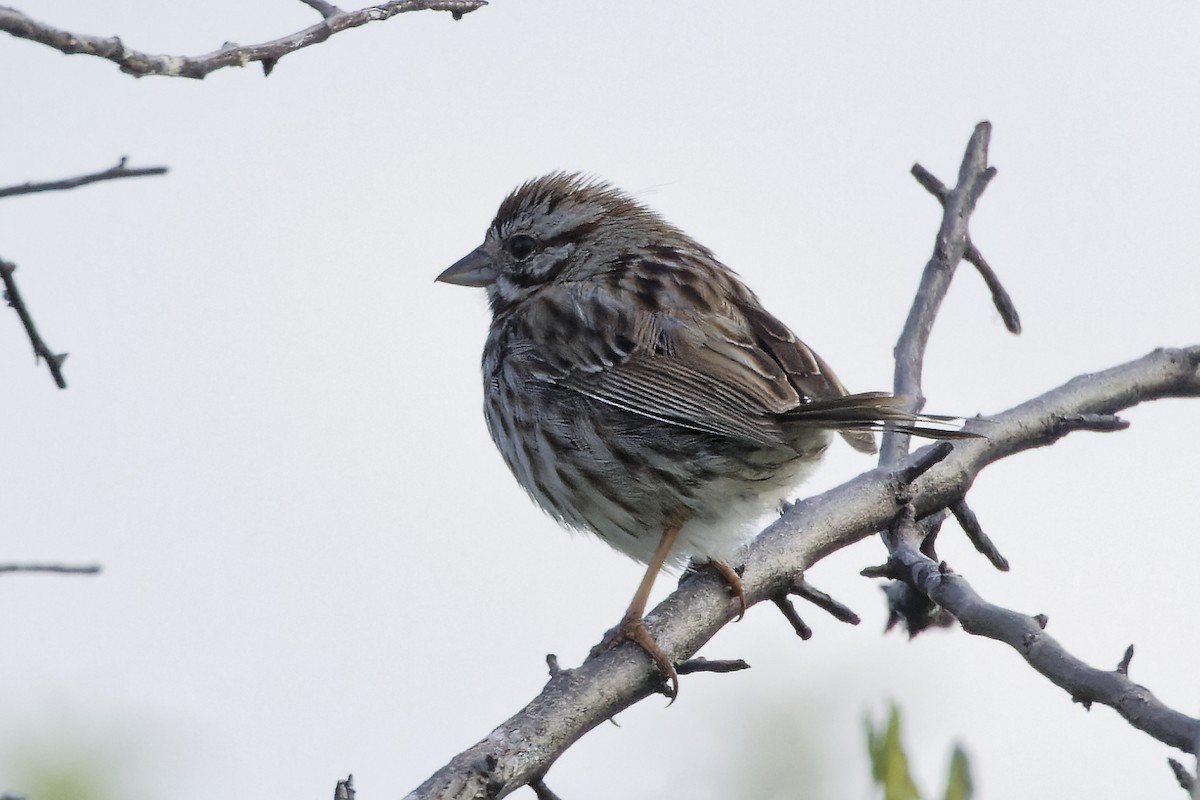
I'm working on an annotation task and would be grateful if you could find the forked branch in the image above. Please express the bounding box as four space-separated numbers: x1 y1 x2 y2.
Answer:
879 122 1199 779
2 157 168 388
0 1 487 79
1 256 68 388
0 157 167 198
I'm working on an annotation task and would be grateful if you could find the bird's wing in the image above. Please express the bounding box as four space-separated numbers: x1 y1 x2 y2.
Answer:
518 280 860 451
743 304 881 454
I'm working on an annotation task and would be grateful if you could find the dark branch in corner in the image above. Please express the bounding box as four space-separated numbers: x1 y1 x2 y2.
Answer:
1 256 68 388
0 1 487 79
0 157 167 199
0 563 101 575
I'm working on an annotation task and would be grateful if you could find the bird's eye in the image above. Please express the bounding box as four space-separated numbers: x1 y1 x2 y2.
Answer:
507 234 538 261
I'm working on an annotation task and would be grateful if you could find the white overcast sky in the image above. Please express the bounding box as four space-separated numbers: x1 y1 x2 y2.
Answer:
2 2 1198 799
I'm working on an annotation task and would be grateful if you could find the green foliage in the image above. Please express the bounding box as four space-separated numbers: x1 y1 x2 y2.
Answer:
866 704 973 800
2 742 121 800
942 745 974 800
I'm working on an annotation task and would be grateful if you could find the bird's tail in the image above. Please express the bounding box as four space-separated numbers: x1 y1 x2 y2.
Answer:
783 391 979 455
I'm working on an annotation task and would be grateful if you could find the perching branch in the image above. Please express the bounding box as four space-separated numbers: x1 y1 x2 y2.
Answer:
0 157 167 199
404 343 1200 799
0 0 487 79
1 256 68 388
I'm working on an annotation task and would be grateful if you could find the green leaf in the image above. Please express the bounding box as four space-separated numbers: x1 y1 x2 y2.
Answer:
942 745 974 800
866 705 923 800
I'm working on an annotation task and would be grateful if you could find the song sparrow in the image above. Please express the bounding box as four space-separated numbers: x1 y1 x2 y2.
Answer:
437 173 961 696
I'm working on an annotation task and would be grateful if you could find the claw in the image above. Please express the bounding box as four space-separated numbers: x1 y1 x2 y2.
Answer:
598 614 679 701
704 560 747 620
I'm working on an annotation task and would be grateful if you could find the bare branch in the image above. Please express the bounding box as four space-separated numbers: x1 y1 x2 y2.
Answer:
887 505 1198 753
675 658 750 675
300 0 342 20
790 576 860 625
0 157 167 199
0 562 101 575
1053 412 1130 434
949 499 1009 571
963 239 1021 333
1 256 68 388
883 121 1002 461
0 1 488 79
545 654 562 678
873 122 1198 785
403 344 1200 799
334 774 355 800
529 778 563 800
1167 758 1195 793
1116 644 1135 676
770 594 813 639
892 440 954 485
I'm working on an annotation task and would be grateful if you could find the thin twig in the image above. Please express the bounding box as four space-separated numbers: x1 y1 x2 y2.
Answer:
771 594 813 639
0 2 488 79
1 256 68 388
1116 645 1135 676
0 563 101 575
529 777 563 800
949 499 1009 571
0 157 167 198
791 577 860 625
1167 758 1195 793
675 658 750 675
882 121 998 463
964 240 1021 333
892 440 954 485
1053 412 1130 434
299 0 342 20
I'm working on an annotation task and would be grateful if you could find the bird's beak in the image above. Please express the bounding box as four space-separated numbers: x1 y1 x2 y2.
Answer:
436 246 496 287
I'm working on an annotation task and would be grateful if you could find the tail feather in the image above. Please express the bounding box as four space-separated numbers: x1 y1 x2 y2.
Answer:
784 392 979 455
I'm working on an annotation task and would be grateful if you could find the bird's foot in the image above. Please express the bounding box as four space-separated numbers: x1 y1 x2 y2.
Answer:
592 613 679 701
699 559 747 621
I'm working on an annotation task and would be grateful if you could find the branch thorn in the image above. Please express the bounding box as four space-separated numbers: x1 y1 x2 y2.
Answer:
1116 645 1134 676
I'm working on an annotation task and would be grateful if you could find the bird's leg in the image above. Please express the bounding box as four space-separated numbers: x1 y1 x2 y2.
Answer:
595 521 682 699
